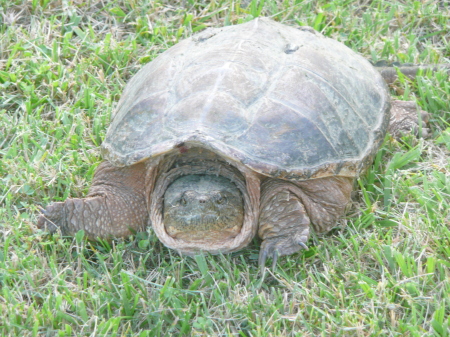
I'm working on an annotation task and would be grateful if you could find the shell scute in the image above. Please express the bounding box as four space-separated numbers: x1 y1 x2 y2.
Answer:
102 18 390 179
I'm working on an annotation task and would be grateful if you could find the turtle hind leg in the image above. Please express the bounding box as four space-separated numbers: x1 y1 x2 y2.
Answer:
37 161 148 240
389 100 430 139
258 177 353 271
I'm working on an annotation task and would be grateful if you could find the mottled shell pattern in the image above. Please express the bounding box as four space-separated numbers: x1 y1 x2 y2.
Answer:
102 18 390 180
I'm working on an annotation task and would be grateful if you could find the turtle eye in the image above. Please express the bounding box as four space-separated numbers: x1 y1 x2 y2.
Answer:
179 191 195 206
216 194 227 205
179 196 187 206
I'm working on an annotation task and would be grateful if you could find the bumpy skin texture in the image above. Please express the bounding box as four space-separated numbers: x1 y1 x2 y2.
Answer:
258 177 353 267
389 100 430 139
37 161 148 240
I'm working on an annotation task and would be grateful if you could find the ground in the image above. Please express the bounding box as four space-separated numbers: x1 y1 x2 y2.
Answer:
0 0 449 336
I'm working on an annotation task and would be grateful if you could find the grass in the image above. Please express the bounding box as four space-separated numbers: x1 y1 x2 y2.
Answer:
1 0 449 335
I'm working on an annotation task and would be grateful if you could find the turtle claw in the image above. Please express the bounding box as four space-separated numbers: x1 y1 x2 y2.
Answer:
258 243 278 274
258 247 269 273
421 111 430 123
271 250 279 270
36 202 65 233
258 232 309 272
38 206 47 215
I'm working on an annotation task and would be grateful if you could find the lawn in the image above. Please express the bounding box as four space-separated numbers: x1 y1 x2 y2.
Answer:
1 0 449 336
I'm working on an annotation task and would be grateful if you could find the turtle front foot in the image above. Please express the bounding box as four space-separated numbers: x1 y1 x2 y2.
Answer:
258 227 309 271
37 202 65 233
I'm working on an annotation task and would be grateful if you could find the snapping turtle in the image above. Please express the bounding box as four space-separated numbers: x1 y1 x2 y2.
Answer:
37 18 428 268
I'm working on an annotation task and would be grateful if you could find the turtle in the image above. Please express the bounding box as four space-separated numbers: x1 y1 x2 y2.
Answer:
37 18 429 269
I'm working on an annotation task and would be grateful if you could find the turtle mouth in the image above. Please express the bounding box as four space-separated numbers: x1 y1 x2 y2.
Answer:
170 229 241 242
165 214 242 242
163 174 244 244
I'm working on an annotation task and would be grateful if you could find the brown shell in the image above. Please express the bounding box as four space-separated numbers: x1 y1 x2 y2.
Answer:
101 18 390 180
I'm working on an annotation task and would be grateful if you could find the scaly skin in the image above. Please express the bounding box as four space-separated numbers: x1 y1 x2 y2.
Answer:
37 161 148 240
375 63 450 85
258 177 353 269
389 100 430 139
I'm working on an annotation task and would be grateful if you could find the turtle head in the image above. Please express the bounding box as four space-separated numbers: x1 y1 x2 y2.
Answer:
163 174 244 242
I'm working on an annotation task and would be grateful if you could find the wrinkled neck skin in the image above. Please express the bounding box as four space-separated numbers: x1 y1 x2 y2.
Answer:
148 147 260 256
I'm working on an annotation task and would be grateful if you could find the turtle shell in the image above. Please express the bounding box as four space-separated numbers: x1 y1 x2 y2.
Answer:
102 18 390 180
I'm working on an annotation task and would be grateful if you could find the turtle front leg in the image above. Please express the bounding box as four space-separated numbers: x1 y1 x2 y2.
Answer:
258 180 310 269
258 177 353 270
37 161 148 240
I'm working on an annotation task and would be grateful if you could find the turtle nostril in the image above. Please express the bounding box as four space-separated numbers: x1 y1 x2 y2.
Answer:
199 198 207 204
